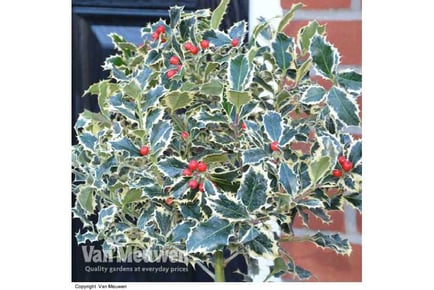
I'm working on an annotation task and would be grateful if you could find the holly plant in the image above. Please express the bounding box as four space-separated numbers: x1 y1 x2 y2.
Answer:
72 0 362 282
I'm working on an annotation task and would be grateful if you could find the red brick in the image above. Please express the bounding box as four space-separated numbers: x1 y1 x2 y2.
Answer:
281 0 351 10
281 241 362 282
284 20 362 65
356 211 362 233
293 210 346 232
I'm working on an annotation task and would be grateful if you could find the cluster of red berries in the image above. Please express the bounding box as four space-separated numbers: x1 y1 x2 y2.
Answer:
332 156 353 177
182 159 207 191
151 25 167 42
166 54 182 79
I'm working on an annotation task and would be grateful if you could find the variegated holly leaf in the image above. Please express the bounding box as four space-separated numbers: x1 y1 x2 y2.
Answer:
242 148 269 165
111 137 140 157
96 205 117 231
277 2 304 32
149 120 173 155
229 20 247 41
326 86 360 126
308 156 331 184
344 192 362 212
228 54 252 91
245 231 275 257
210 0 230 29
279 163 299 195
272 32 294 72
109 93 137 121
155 210 173 237
239 224 261 243
310 232 352 255
287 260 312 280
169 5 183 28
77 187 95 214
300 85 326 105
210 194 249 220
165 91 193 113
171 220 194 243
237 166 269 212
337 69 362 94
203 30 232 47
200 79 224 96
75 230 98 245
310 34 339 79
297 20 325 56
186 216 233 253
263 111 283 142
349 140 362 166
158 156 188 178
143 85 165 111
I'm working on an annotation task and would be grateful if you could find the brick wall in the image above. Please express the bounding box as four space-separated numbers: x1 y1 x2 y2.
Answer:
279 0 362 282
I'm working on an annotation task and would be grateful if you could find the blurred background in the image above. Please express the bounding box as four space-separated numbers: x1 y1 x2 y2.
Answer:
72 0 362 282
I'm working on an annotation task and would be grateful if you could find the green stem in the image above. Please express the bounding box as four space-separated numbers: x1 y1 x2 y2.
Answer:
214 250 226 282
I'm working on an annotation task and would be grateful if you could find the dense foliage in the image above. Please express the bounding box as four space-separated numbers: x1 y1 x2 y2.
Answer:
72 0 362 282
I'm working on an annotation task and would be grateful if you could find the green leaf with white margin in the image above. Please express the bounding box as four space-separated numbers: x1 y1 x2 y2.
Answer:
309 34 340 79
210 0 230 29
310 232 352 255
146 49 161 65
337 69 362 94
263 111 283 142
145 107 164 129
158 157 188 178
228 54 251 91
210 194 249 220
170 178 190 199
295 58 312 85
143 85 165 111
277 2 304 32
77 133 97 152
297 20 325 56
149 121 173 155
344 192 362 212
228 20 247 40
155 210 172 237
203 30 232 47
238 224 260 243
326 86 360 126
287 260 312 280
242 148 269 165
84 80 119 118
203 179 219 196
96 205 117 231
265 257 288 280
172 220 194 243
272 32 294 72
245 231 276 257
75 230 98 245
349 140 362 166
227 90 251 111
122 79 142 100
200 79 224 96
300 85 326 105
77 187 95 214
110 137 140 157
195 107 229 126
309 156 331 184
165 91 193 113
237 166 269 212
186 216 233 253
169 5 183 28
109 94 137 121
296 198 323 209
279 163 299 195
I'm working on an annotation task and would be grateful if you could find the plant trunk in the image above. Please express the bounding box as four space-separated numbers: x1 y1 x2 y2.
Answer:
214 250 226 282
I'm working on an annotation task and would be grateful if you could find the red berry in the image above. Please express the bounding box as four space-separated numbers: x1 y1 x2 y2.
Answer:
169 55 180 65
165 197 173 205
139 146 150 156
200 39 210 49
156 25 165 34
151 32 159 40
189 46 199 55
199 182 204 192
231 38 239 47
241 122 247 130
189 179 199 190
332 169 342 177
270 141 279 151
188 160 199 171
184 42 193 50
197 161 207 172
181 131 189 139
176 64 182 71
338 156 347 165
166 69 177 79
342 160 353 172
182 168 192 177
